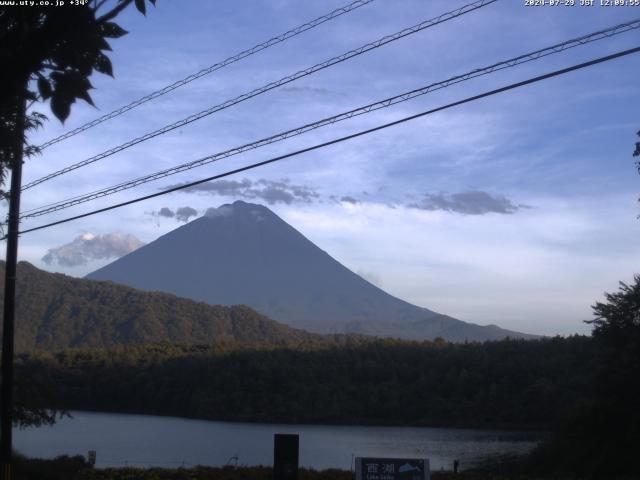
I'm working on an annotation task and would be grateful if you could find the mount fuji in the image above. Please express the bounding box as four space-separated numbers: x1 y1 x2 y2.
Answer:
87 201 535 341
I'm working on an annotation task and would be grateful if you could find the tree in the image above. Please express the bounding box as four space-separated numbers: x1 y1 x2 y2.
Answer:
588 275 640 336
532 132 640 478
1 2 157 476
0 0 156 194
533 277 640 478
635 130 640 212
585 277 640 477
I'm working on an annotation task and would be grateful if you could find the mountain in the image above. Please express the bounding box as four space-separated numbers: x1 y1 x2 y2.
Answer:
0 261 327 351
88 201 535 341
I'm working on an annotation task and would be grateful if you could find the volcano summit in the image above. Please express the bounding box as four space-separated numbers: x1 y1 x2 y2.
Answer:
88 201 534 341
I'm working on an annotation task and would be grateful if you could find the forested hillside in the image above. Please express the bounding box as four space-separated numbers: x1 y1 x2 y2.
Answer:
0 261 332 351
18 336 594 430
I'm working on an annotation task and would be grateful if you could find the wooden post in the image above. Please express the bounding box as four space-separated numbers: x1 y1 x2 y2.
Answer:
1 93 26 480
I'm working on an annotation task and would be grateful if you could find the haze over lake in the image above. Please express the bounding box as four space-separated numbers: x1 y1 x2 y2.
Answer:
14 411 543 471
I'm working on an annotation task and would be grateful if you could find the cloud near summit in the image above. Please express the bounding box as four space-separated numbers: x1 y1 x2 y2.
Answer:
166 178 320 205
408 190 530 215
151 206 199 223
42 233 145 267
161 179 528 217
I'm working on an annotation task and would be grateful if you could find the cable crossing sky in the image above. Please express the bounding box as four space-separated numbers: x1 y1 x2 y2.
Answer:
19 18 640 220
12 46 640 238
22 0 497 192
35 0 377 151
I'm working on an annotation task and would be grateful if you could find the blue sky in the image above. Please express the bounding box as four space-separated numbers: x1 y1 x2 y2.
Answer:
7 0 640 336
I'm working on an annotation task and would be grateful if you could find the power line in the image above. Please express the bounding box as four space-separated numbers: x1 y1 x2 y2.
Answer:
13 45 640 238
20 18 640 219
35 0 377 151
21 17 638 216
22 0 497 191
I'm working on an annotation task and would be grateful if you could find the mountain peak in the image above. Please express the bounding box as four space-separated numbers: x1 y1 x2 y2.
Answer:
88 204 536 341
204 201 272 220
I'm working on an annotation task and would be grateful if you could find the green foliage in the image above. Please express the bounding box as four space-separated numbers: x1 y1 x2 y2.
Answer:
531 276 640 478
13 454 90 480
1 0 156 120
589 275 640 334
586 276 640 477
0 0 156 195
8 458 558 480
0 261 333 351
0 262 597 431
77 466 356 480
15 336 595 430
1 260 339 428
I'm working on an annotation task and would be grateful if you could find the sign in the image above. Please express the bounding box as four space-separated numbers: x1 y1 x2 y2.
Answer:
274 434 298 480
355 457 430 480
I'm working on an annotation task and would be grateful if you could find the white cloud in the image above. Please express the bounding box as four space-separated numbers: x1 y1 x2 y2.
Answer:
42 233 145 267
282 196 640 336
356 269 384 288
408 190 529 215
3 0 637 338
169 178 320 205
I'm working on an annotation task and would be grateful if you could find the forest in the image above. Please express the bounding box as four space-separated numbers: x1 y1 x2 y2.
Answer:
16 336 594 430
10 274 640 478
0 261 341 351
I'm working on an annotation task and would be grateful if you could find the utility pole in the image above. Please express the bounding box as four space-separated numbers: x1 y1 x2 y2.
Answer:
1 92 26 480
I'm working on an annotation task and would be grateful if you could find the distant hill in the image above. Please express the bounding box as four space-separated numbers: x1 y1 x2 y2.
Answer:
0 261 327 351
88 201 536 341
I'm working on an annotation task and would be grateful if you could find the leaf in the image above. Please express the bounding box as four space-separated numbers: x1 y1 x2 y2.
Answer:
50 95 71 123
77 54 94 77
94 52 113 77
98 37 112 52
148 0 156 5
51 48 75 69
134 0 146 15
49 71 64 83
100 21 128 39
76 89 95 107
50 71 95 112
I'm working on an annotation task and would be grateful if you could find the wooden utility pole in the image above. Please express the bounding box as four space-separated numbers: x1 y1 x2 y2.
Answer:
1 93 26 480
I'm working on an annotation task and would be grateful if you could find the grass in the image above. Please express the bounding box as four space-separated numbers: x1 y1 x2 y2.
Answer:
8 454 587 480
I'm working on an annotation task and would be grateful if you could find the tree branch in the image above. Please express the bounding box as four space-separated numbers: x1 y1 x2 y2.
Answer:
97 0 134 23
94 0 109 12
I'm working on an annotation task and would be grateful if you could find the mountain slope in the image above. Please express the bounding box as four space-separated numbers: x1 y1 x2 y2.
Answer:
0 261 325 351
88 201 534 341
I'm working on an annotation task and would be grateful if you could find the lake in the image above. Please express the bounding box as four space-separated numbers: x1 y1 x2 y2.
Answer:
14 411 544 471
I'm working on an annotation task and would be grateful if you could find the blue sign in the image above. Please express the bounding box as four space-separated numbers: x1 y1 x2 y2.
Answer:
355 457 430 480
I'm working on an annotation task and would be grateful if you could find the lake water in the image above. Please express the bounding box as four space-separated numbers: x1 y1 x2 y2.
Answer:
14 411 543 471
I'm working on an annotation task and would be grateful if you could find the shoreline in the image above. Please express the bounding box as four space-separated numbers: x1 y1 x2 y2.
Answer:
52 408 553 434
